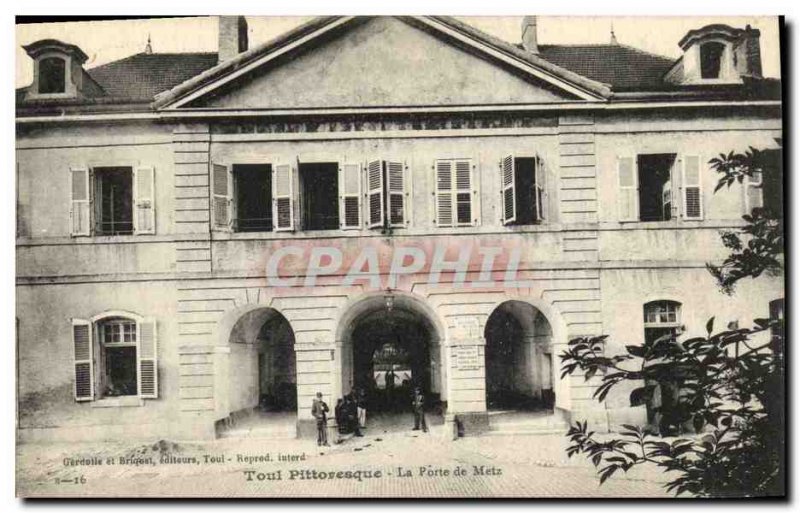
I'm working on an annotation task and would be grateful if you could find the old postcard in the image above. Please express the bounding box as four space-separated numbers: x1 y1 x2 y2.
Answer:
15 15 785 498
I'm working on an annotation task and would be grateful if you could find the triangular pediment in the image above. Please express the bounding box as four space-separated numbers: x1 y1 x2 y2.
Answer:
161 17 608 110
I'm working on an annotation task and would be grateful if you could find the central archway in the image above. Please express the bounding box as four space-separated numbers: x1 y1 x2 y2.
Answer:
335 292 445 431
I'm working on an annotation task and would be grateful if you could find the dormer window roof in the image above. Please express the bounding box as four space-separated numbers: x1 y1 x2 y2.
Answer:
665 23 763 85
22 38 95 100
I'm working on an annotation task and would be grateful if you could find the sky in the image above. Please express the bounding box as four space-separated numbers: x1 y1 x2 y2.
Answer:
15 15 782 88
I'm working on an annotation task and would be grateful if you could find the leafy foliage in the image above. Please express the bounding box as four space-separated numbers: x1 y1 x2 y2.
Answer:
707 147 783 294
561 317 784 497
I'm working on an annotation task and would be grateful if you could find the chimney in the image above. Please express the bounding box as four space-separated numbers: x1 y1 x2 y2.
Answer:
218 16 249 64
743 25 763 78
521 16 539 54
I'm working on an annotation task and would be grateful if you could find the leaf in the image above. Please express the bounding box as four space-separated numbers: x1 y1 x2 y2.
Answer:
706 317 715 335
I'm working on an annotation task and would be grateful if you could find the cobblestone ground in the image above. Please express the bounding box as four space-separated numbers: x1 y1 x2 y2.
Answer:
17 418 676 498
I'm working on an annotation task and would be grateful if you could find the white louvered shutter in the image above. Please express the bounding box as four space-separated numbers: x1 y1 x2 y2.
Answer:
682 155 703 220
534 155 546 222
387 160 406 227
618 156 638 221
455 159 473 226
501 155 516 225
133 166 155 234
339 163 362 229
137 318 158 399
745 170 764 214
70 166 91 236
212 163 231 230
435 160 454 227
72 319 94 401
366 160 384 229
273 163 295 231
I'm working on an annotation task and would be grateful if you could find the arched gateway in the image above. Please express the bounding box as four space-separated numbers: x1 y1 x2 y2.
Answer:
334 292 446 429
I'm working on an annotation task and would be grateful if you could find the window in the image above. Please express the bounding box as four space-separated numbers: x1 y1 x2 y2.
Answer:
233 164 272 232
642 300 682 432
94 167 133 235
365 159 408 230
435 158 477 227
39 56 66 94
700 42 725 79
98 318 138 397
299 162 339 231
71 315 158 402
744 170 763 214
70 165 155 236
769 298 784 346
501 155 546 225
618 154 702 222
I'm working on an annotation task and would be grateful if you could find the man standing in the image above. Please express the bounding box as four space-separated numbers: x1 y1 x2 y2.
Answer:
412 387 427 433
312 392 330 446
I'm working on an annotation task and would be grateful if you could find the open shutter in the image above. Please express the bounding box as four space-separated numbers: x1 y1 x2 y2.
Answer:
534 155 546 222
387 160 406 227
682 155 703 219
618 156 638 221
273 163 295 231
70 166 91 236
435 160 454 227
745 170 763 213
501 155 516 225
339 162 362 230
72 319 94 401
212 163 231 230
366 160 384 229
133 166 155 234
455 159 473 226
137 318 158 399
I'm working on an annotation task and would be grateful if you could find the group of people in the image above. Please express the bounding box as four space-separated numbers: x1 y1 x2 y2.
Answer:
311 386 428 446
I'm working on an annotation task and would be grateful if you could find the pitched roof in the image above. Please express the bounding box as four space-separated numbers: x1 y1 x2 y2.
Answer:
16 16 780 116
87 52 219 101
538 44 675 90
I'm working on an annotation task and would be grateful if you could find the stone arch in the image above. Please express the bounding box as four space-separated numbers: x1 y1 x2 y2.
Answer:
214 304 298 430
481 294 571 412
333 290 446 406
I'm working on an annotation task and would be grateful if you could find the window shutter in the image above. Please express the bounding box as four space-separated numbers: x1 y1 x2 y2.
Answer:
133 166 155 234
682 155 703 219
387 160 406 227
435 160 454 227
72 319 94 401
455 159 473 226
534 155 546 222
272 163 295 231
745 170 764 213
339 162 362 230
137 318 158 399
501 155 516 225
70 166 91 236
617 156 638 221
366 160 384 229
212 163 231 230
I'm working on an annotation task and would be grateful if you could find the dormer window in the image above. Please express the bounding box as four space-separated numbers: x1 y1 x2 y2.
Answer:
39 56 66 94
699 42 725 79
22 39 93 100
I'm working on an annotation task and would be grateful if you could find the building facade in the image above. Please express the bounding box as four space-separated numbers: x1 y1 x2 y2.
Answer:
16 16 783 442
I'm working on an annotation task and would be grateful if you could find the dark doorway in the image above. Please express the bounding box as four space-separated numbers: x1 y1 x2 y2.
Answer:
256 313 296 412
94 167 133 235
637 154 676 222
234 164 272 232
299 162 339 230
350 309 437 414
484 301 554 411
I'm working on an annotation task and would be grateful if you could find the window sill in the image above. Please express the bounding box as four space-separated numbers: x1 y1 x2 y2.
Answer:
90 396 144 408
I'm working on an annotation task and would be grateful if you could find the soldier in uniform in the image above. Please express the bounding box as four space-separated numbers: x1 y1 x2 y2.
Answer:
412 387 427 433
311 392 330 446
